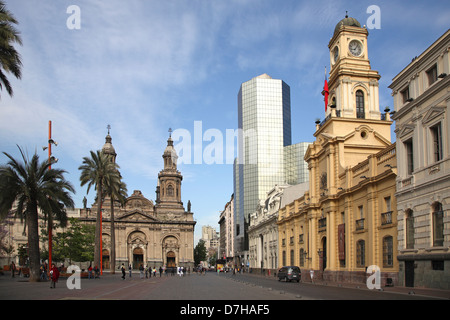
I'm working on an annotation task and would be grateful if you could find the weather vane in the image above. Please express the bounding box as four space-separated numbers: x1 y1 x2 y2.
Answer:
107 124 111 135
168 127 173 137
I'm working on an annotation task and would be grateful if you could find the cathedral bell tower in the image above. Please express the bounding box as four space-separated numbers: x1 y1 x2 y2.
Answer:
155 130 184 213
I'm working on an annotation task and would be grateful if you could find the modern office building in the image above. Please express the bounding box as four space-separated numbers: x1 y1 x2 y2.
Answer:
233 73 310 266
389 29 450 289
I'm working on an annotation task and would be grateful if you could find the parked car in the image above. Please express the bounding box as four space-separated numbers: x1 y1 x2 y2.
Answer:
277 266 301 282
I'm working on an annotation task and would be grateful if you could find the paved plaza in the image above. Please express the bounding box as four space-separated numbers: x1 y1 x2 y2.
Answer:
0 271 301 301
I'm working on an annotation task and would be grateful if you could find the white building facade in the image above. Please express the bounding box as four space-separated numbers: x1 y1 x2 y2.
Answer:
390 29 450 289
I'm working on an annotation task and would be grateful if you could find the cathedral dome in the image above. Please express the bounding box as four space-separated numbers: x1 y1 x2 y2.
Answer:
102 134 116 155
334 15 361 35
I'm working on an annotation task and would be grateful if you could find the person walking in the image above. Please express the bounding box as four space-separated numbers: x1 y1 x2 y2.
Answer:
120 264 126 280
129 264 132 278
88 264 93 279
159 266 163 277
50 263 59 289
10 261 15 278
139 264 144 279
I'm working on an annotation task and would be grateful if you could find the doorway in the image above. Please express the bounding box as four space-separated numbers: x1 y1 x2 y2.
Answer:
321 237 327 271
133 247 144 269
405 261 414 287
166 251 176 268
102 249 110 270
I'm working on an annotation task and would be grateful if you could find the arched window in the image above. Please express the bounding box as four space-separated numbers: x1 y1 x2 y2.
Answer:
356 90 365 119
383 236 394 267
167 185 174 197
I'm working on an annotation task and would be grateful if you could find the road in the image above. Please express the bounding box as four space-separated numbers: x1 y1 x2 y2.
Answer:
2 270 448 301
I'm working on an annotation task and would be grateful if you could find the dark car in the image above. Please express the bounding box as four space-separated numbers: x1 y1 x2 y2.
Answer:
277 266 301 282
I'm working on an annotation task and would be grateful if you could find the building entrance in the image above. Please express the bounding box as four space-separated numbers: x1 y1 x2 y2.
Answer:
133 247 144 269
166 251 176 268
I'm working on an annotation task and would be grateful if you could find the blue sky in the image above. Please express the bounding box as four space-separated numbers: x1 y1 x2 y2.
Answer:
0 0 448 243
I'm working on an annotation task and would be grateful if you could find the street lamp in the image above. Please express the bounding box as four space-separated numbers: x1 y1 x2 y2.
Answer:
45 121 58 272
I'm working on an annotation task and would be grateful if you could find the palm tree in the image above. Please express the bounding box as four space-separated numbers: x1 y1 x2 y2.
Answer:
0 1 23 98
79 150 120 270
106 179 127 274
0 147 75 281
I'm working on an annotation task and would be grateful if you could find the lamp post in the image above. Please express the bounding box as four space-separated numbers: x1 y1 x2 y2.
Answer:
44 121 58 272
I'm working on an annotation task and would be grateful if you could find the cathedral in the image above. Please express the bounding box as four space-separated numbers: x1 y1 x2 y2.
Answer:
80 131 196 271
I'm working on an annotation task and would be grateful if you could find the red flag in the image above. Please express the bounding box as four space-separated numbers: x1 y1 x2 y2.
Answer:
323 77 329 112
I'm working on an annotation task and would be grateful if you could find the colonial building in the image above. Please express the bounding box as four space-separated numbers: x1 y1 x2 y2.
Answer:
79 132 196 271
249 183 308 274
277 14 398 285
389 29 450 289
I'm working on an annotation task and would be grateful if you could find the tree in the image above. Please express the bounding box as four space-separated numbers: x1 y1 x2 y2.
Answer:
79 150 120 270
50 218 95 264
0 1 23 98
0 147 75 281
105 179 127 274
194 239 207 266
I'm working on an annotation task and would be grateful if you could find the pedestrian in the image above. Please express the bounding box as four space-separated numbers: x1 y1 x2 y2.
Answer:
159 266 163 277
120 264 126 280
50 263 59 289
145 265 148 279
93 265 99 278
139 264 144 279
88 264 93 279
153 267 156 277
129 264 132 278
10 261 15 278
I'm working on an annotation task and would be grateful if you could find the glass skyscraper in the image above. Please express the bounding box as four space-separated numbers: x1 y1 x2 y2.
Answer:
234 74 309 257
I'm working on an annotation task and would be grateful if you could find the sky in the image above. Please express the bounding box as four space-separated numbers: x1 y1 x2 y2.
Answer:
0 0 449 244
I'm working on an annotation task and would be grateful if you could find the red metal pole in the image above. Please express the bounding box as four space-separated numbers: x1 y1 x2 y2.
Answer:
48 121 52 271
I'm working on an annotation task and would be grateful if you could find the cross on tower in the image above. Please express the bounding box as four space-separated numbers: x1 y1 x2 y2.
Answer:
107 124 111 135
168 128 172 138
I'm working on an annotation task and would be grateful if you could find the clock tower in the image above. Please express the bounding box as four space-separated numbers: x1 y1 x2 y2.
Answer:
306 14 393 197
327 14 383 121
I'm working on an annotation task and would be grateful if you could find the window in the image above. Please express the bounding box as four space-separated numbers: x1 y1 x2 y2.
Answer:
431 123 443 162
356 90 365 119
404 138 414 175
356 240 365 267
290 249 294 265
383 236 394 267
426 64 438 86
401 86 410 103
167 185 174 197
299 249 305 267
406 210 415 249
433 202 444 247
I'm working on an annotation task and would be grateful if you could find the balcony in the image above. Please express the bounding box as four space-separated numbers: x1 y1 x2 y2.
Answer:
381 211 393 225
355 218 365 231
318 217 327 232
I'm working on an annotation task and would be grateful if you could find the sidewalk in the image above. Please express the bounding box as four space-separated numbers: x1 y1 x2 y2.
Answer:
243 272 450 300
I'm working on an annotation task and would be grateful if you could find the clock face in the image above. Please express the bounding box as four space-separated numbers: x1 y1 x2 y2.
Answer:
349 40 362 56
333 46 339 63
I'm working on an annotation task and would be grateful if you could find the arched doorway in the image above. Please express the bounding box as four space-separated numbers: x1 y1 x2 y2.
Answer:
133 247 144 269
102 249 110 270
166 251 176 268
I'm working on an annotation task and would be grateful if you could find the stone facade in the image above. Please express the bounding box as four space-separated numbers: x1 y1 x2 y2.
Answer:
390 30 450 289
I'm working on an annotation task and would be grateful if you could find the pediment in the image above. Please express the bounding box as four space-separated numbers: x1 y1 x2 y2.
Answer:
117 210 159 222
343 125 391 146
422 106 445 125
396 124 415 139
